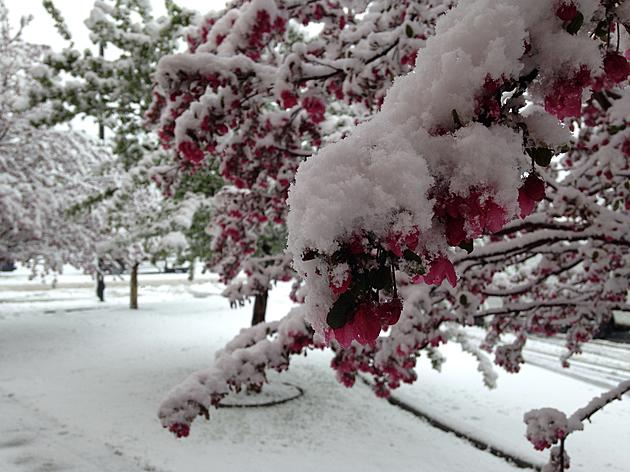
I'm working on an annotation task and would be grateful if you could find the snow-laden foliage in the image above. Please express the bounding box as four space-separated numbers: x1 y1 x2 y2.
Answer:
30 0 221 270
91 154 214 267
32 0 196 169
289 0 630 364
149 0 455 306
156 1 629 462
0 1 110 274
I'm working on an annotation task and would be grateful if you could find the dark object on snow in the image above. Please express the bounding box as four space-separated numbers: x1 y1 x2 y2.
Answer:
96 274 105 302
0 260 16 271
163 266 188 273
163 261 189 274
594 317 617 339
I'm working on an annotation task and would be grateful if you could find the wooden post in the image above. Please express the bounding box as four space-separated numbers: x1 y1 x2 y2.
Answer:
130 262 139 309
251 289 268 326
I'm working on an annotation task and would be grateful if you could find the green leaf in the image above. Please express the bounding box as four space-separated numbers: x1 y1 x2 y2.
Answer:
405 24 414 38
368 265 391 290
566 12 584 35
594 20 609 42
607 124 625 135
326 292 356 329
403 249 423 263
526 147 554 167
459 294 469 306
459 240 474 254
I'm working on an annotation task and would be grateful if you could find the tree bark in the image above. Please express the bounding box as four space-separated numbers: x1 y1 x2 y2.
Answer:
188 258 195 282
130 262 139 310
96 257 105 302
251 289 268 326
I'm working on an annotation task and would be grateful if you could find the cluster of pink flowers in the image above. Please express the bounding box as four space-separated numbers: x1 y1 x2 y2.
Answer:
246 9 286 60
555 2 578 23
433 186 508 247
302 96 326 124
493 340 525 373
545 66 592 121
178 141 205 164
320 172 548 348
330 337 420 397
279 89 298 109
524 408 570 451
168 423 191 438
326 298 403 348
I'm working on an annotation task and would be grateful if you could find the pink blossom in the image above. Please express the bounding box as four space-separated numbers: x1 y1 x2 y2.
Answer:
521 173 546 202
423 255 457 288
178 141 204 163
376 298 403 326
302 96 326 123
556 2 578 22
168 423 190 438
518 189 537 218
280 90 298 108
331 302 382 348
386 232 404 257
603 53 630 84
484 201 507 233
545 67 591 120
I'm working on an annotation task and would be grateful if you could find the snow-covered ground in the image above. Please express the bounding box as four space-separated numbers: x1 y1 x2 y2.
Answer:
1 270 628 472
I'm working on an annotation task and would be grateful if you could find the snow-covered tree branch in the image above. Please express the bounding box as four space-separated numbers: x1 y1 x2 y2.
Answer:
153 3 629 467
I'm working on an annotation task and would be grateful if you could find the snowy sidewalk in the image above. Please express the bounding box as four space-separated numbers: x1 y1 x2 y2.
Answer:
0 283 519 472
0 279 628 471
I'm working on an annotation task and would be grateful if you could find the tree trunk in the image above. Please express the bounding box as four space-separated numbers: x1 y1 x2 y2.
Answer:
188 258 195 282
130 262 139 310
251 289 268 326
96 257 105 302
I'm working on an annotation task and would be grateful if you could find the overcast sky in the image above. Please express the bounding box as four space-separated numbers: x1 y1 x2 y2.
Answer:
6 0 228 50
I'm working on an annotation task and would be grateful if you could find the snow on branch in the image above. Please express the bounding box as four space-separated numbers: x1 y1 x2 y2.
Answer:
524 379 630 471
155 0 630 443
158 307 317 436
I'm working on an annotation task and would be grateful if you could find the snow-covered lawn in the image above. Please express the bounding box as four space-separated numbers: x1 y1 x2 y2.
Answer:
1 272 628 472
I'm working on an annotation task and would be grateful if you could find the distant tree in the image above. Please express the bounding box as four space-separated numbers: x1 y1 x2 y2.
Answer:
0 0 110 275
31 0 222 305
35 0 195 169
